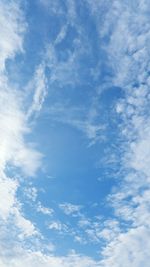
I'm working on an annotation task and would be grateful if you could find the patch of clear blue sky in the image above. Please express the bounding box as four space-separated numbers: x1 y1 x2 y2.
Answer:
11 0 125 259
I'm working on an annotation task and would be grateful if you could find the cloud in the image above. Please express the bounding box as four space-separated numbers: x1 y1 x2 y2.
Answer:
45 43 84 87
0 2 102 267
39 0 76 22
0 0 26 72
39 0 65 16
48 102 105 145
0 174 18 220
37 202 54 215
86 0 150 265
24 186 38 202
0 246 100 267
27 63 48 118
0 2 42 232
2 0 150 266
0 0 43 260
0 85 42 177
100 226 150 267
37 1 106 145
48 220 66 232
59 202 82 216
13 207 37 238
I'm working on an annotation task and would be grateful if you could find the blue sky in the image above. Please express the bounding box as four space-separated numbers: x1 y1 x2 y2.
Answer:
1 0 150 266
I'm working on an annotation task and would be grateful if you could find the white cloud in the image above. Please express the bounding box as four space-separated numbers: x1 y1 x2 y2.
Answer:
59 202 82 216
101 226 150 267
54 24 68 45
88 0 150 265
45 44 83 87
24 187 38 202
2 1 150 266
27 64 48 118
0 0 43 259
0 85 42 177
13 207 37 238
0 175 18 220
37 202 54 215
37 2 106 145
128 131 150 178
0 246 100 267
48 221 64 231
78 218 91 228
0 0 26 72
0 2 102 267
47 220 71 235
78 217 120 244
0 1 42 232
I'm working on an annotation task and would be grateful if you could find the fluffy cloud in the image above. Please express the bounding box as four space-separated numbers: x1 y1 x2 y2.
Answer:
0 175 18 220
100 226 150 267
90 0 150 265
0 247 100 267
0 0 42 259
0 77 42 177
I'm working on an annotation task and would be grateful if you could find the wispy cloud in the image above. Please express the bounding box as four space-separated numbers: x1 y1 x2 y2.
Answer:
0 2 101 266
2 0 150 266
27 63 48 118
0 1 26 72
59 202 82 216
37 202 54 215
48 102 105 145
0 0 43 262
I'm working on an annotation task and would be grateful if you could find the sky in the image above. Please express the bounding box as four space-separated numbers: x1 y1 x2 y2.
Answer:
0 0 150 266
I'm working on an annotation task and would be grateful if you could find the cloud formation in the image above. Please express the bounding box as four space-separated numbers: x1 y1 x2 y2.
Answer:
1 0 150 266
